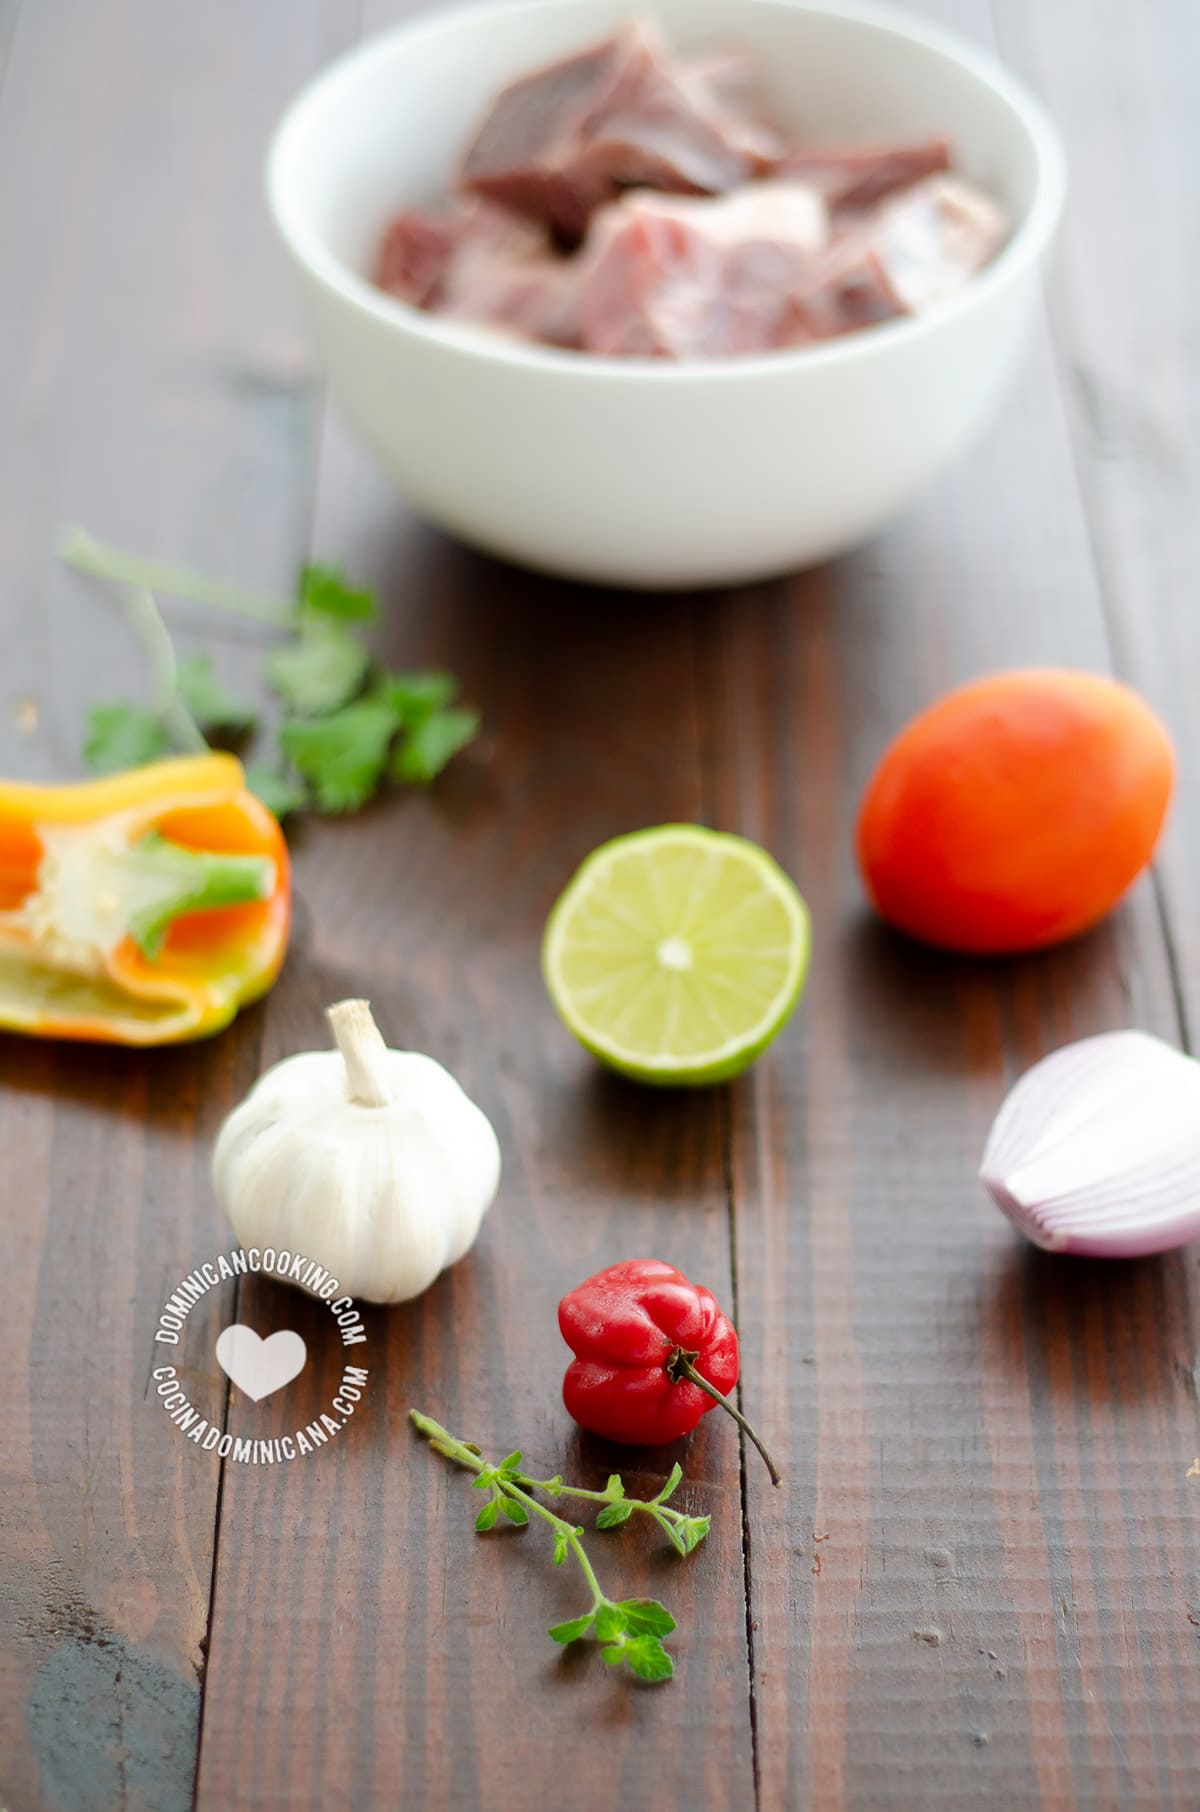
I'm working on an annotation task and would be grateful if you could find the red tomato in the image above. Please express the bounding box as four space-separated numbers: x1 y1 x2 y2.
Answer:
856 670 1175 954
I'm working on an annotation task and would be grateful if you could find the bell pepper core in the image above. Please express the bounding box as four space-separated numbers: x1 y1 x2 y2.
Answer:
0 753 291 1044
558 1258 782 1486
88 830 275 960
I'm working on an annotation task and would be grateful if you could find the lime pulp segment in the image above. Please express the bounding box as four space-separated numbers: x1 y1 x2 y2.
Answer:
542 825 810 1084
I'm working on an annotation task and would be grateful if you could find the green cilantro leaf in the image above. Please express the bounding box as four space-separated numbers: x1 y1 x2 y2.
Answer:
279 700 398 813
625 1636 674 1683
299 563 376 623
267 625 371 716
393 706 480 784
374 669 458 723
83 704 170 773
475 1500 500 1533
499 1497 529 1526
552 1530 569 1566
499 1451 524 1475
595 1502 634 1530
243 763 308 820
593 1603 626 1643
548 1613 595 1645
600 1646 625 1666
618 1599 676 1638
176 654 257 732
605 1475 626 1500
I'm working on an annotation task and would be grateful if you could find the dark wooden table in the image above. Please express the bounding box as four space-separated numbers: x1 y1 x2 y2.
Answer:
1 2 1196 1808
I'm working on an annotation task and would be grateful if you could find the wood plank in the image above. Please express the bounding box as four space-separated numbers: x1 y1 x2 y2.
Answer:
192 432 755 1812
991 0 1200 1030
710 224 1198 1812
0 4 353 1808
700 1 1199 1800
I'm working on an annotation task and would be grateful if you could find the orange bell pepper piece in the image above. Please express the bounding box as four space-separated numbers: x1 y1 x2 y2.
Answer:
0 753 290 1044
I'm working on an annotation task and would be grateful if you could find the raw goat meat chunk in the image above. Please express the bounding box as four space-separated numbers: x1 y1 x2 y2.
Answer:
377 200 578 344
459 19 771 240
377 209 465 309
863 174 1009 311
775 137 951 211
576 183 829 357
373 18 1010 359
574 173 1006 357
677 48 786 170
788 176 1009 340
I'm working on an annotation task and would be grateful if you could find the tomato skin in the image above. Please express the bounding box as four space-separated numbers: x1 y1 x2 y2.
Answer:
856 671 1175 954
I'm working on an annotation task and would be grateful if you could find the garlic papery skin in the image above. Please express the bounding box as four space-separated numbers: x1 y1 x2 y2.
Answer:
213 999 501 1303
980 1030 1200 1258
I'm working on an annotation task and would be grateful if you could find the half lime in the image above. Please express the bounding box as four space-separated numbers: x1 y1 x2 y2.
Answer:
542 824 810 1085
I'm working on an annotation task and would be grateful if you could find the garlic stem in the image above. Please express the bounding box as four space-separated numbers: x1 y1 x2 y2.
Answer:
327 998 393 1107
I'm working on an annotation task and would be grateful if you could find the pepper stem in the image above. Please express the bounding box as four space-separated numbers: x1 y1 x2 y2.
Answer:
328 998 393 1107
667 1347 782 1488
125 833 276 959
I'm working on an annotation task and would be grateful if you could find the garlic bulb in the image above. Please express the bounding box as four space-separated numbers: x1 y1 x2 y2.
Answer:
213 999 501 1302
980 1030 1200 1257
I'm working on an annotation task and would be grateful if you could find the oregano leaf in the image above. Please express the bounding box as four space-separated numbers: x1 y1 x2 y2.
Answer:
618 1599 676 1638
625 1636 674 1683
593 1603 626 1643
681 1515 711 1553
410 1407 700 1691
661 1519 688 1557
655 1463 684 1504
548 1613 594 1646
595 1502 635 1530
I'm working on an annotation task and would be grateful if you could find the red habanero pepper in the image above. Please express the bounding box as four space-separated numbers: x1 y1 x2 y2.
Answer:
558 1259 781 1485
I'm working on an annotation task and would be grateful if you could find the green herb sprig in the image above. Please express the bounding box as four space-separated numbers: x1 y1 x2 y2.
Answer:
411 1410 711 1683
60 528 479 818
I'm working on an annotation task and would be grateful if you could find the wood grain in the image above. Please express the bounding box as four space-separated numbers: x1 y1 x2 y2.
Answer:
192 437 755 1811
992 0 1200 1035
706 5 1200 1789
1 1 1197 1809
706 352 1198 1807
0 2 353 1807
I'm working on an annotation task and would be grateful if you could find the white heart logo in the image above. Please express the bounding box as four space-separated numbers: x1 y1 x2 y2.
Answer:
215 1325 307 1402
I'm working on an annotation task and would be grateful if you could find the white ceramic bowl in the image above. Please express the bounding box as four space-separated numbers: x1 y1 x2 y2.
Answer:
267 0 1065 589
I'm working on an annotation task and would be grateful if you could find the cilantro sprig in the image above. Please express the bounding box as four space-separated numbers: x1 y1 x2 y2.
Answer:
411 1410 712 1684
60 528 480 818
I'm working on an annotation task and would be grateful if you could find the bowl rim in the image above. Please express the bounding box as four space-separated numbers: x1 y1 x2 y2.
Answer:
266 0 1068 382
